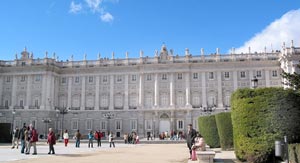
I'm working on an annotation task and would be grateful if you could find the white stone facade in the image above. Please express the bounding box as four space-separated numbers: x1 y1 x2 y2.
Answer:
0 43 299 138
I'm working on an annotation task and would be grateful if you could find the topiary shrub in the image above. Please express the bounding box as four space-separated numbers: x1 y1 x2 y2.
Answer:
231 87 300 163
198 115 220 148
215 112 233 150
289 143 300 163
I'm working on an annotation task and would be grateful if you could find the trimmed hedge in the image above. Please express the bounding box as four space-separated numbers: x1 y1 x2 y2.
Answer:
289 143 300 163
215 112 233 150
198 115 220 148
231 87 300 163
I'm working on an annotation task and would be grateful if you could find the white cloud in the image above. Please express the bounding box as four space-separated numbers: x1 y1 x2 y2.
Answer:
69 1 82 13
85 0 102 12
100 12 114 22
234 9 300 54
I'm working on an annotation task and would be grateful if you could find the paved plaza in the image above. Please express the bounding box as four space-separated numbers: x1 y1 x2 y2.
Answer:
0 141 236 163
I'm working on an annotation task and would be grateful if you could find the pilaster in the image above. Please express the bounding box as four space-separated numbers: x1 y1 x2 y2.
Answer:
201 72 207 107
81 76 86 110
138 74 144 108
154 73 159 107
265 70 270 87
11 76 17 109
124 74 129 110
233 71 238 90
95 76 100 110
170 73 174 106
25 75 32 109
67 77 72 108
185 72 191 106
109 75 114 110
217 71 223 108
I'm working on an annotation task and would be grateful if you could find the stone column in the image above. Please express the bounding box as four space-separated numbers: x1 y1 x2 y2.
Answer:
138 74 144 108
81 76 86 110
154 73 159 107
25 75 32 109
124 74 129 110
11 76 17 109
109 75 114 110
170 73 174 106
185 72 191 106
201 72 207 107
41 74 47 109
46 74 52 110
67 77 72 108
233 71 238 90
95 76 100 110
265 70 270 87
217 71 223 108
50 75 55 110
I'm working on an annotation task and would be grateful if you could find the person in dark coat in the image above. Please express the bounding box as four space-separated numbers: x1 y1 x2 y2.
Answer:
47 128 56 154
186 124 197 159
18 123 27 154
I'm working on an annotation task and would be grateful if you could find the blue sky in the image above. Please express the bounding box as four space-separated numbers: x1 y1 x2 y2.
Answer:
0 0 300 61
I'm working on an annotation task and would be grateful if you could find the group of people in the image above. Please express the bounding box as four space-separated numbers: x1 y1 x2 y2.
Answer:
11 123 39 155
123 132 139 144
11 123 57 155
71 130 115 148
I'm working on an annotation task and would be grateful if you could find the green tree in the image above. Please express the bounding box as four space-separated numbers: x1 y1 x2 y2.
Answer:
281 65 300 90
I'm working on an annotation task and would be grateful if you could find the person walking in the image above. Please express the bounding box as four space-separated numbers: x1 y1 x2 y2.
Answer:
18 124 27 153
123 133 128 144
95 130 102 147
26 124 38 155
47 128 56 154
75 130 81 148
11 127 19 149
88 130 94 148
63 130 69 147
108 132 115 148
186 124 197 160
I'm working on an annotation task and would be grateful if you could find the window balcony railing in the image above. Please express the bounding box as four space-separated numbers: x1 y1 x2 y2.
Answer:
14 106 24 109
29 106 40 109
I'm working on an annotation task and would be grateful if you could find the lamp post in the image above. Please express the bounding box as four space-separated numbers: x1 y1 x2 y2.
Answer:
42 118 51 139
56 106 69 140
103 112 114 137
11 110 16 136
251 76 258 89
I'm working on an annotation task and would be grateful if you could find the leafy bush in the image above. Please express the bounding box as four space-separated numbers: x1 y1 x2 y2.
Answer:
198 115 220 148
289 143 300 163
215 112 233 150
231 87 300 163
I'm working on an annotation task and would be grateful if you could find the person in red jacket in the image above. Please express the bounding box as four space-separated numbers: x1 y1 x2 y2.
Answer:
26 124 38 155
47 128 56 154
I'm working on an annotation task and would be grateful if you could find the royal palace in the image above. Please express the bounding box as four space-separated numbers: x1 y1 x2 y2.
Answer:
0 42 299 138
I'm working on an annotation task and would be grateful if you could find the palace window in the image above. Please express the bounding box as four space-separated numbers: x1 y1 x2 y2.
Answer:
88 76 93 83
100 121 107 130
130 120 137 130
208 72 214 79
240 71 246 78
86 119 92 130
272 70 278 77
224 72 230 79
177 73 182 80
72 120 79 130
75 76 80 83
145 120 152 130
34 99 39 107
177 120 184 130
193 73 198 79
131 75 137 81
5 100 9 107
61 77 66 84
256 70 262 78
117 75 122 82
6 76 11 82
162 74 167 80
19 100 24 107
115 120 122 130
103 76 108 83
146 74 152 81
20 76 26 82
35 75 41 82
